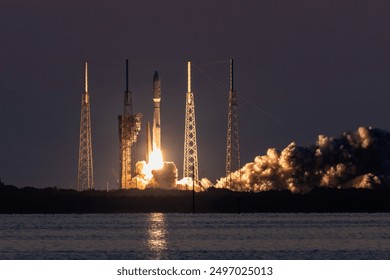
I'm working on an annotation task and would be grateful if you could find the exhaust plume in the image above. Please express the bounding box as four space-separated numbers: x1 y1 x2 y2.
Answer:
216 127 390 192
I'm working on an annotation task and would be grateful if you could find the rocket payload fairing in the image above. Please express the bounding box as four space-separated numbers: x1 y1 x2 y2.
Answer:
152 71 161 151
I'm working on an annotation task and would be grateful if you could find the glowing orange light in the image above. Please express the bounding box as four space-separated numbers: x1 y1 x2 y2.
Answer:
143 148 164 180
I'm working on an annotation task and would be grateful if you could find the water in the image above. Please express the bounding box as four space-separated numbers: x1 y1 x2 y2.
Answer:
0 213 390 259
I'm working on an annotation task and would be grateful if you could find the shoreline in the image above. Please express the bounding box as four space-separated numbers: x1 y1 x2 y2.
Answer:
1 185 390 213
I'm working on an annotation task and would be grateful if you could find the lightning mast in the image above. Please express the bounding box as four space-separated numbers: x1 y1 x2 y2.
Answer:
118 59 142 189
225 59 241 190
183 61 199 184
77 61 94 191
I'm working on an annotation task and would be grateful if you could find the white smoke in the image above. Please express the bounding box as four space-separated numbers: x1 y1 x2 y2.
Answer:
216 127 390 193
150 161 178 189
132 160 178 189
200 177 214 189
176 177 213 191
131 160 212 191
132 161 149 189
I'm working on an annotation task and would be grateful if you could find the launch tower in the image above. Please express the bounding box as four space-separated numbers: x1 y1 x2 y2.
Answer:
118 59 142 189
225 59 241 190
183 61 199 184
77 62 94 191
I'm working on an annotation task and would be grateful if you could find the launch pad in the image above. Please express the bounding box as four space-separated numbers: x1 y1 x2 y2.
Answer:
77 59 240 191
118 60 142 189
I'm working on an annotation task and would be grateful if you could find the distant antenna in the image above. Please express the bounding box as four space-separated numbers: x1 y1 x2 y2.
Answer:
183 61 199 183
77 61 94 191
226 59 241 190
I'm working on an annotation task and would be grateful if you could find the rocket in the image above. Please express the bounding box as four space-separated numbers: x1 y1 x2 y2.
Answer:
152 71 161 150
145 122 152 162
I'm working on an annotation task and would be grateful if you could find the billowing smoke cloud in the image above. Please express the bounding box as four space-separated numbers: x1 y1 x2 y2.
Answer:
132 159 211 190
133 161 178 189
176 177 213 191
150 162 178 189
216 127 390 193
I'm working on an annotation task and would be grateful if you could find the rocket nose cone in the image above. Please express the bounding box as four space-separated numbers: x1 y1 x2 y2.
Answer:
153 71 159 81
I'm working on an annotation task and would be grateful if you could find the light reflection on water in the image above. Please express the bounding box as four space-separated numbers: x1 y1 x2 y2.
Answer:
0 213 390 259
147 213 167 259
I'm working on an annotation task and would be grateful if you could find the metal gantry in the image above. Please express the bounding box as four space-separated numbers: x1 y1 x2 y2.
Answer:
183 61 199 184
226 59 241 190
77 62 94 191
118 59 141 189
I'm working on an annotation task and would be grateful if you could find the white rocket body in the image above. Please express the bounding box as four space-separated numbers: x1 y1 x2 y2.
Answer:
152 71 161 150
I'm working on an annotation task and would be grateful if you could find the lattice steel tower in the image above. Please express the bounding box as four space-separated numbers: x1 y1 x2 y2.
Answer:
226 59 241 189
183 61 199 183
77 62 94 191
118 59 142 189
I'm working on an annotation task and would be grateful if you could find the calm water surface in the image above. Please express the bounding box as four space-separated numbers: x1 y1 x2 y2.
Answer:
0 213 389 259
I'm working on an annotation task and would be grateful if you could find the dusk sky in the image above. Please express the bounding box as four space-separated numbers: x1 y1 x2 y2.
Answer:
1 0 390 189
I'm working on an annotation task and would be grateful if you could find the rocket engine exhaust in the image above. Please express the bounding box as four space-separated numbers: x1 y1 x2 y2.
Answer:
216 127 390 193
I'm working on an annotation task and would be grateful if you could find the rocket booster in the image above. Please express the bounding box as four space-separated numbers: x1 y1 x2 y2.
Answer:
145 122 152 162
152 71 161 150
153 71 161 101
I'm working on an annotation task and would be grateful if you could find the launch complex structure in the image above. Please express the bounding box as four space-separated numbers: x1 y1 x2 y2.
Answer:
77 62 94 191
183 61 199 183
118 60 142 189
225 59 241 190
77 59 240 190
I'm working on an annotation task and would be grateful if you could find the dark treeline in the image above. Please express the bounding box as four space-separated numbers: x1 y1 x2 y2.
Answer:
1 184 390 213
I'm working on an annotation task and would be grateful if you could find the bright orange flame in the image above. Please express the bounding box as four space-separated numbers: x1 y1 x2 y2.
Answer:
143 148 164 180
149 148 163 170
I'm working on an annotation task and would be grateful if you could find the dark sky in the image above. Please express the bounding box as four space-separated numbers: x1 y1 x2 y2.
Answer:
1 0 390 189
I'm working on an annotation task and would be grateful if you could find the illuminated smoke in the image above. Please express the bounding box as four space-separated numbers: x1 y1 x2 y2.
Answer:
175 177 211 191
132 161 149 189
200 178 213 189
132 159 178 190
133 160 207 190
150 161 178 189
216 127 390 192
176 177 193 190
